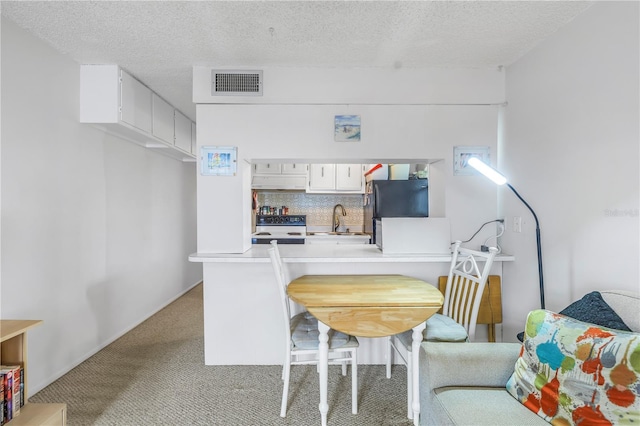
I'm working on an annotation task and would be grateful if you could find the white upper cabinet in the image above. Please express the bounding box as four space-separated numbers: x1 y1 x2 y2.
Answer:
191 122 197 155
252 163 308 189
281 163 307 174
307 164 365 193
254 163 282 174
174 110 192 153
80 64 195 162
120 71 153 133
336 164 364 191
253 163 308 175
308 164 336 191
151 93 174 144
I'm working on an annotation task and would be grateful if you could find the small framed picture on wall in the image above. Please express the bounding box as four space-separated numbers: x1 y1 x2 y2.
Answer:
453 146 490 176
201 146 237 176
334 115 361 142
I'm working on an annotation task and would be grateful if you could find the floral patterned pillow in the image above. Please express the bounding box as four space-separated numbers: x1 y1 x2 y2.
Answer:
506 309 640 425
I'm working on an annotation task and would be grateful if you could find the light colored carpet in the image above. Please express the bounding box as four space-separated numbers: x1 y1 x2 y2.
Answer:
31 284 413 425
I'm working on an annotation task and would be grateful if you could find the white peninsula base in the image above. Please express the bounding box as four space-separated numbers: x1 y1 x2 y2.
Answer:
190 245 513 365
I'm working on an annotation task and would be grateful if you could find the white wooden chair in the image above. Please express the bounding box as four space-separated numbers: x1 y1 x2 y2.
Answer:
268 240 359 418
386 240 498 420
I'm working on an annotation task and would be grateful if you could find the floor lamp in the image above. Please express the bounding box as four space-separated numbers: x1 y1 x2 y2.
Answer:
468 157 545 309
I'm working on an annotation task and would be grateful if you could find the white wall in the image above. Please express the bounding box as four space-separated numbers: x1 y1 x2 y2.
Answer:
195 69 506 252
501 1 639 340
0 17 202 393
194 2 639 345
193 67 505 105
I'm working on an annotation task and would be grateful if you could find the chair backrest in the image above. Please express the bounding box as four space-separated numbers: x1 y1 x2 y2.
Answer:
442 240 498 340
268 240 293 341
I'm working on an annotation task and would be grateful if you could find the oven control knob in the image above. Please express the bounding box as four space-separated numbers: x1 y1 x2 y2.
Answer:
265 217 274 224
283 216 290 223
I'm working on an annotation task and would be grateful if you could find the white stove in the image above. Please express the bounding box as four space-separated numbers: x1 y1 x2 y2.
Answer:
252 215 307 244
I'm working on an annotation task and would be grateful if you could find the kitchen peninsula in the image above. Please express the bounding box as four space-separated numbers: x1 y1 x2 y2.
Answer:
189 245 513 365
191 66 512 365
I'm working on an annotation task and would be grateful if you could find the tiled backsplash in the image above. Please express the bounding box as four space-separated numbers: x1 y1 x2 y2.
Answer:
256 192 365 230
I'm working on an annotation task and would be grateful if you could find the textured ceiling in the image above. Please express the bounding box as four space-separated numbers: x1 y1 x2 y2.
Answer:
1 1 593 120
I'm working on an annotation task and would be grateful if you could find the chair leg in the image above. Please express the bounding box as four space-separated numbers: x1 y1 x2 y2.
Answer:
280 361 291 417
352 349 358 414
406 351 413 420
386 336 392 378
342 361 347 376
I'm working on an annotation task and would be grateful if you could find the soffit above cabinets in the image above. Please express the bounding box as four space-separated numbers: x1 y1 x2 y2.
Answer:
3 2 593 118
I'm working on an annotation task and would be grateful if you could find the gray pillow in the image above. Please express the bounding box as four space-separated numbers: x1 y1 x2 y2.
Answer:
517 291 631 342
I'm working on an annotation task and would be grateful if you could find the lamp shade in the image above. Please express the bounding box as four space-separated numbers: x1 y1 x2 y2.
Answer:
468 157 507 185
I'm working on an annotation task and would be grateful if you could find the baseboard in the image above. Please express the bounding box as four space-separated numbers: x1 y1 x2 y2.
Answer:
32 280 203 395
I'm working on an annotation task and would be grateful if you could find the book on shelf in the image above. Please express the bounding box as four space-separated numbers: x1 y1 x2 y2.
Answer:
0 365 21 421
0 373 4 425
1 369 12 423
19 368 23 408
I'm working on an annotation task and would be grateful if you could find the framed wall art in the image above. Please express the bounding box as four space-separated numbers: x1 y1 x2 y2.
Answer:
334 115 361 142
453 146 490 176
201 146 237 176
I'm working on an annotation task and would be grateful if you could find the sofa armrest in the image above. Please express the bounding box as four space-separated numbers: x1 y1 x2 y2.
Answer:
419 342 522 390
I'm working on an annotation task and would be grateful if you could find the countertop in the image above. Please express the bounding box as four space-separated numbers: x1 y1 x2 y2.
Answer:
189 244 515 263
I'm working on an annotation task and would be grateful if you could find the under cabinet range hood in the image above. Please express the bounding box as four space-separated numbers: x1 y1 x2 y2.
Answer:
251 174 307 190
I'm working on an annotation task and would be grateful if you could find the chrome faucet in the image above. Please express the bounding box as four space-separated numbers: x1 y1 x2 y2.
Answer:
332 204 347 232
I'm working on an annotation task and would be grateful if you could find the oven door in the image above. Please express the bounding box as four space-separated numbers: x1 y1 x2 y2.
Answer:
252 236 305 245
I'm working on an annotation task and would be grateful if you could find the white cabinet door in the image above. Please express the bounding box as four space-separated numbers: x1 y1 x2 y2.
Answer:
281 163 307 175
152 94 174 144
308 164 336 191
174 110 192 153
254 163 282 174
120 70 152 133
80 64 119 123
336 164 364 191
191 122 197 154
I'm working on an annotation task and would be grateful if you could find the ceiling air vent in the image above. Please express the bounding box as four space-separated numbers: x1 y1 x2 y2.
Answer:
211 70 263 96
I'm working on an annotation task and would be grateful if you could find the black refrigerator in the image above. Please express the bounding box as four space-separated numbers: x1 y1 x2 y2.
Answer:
364 179 429 243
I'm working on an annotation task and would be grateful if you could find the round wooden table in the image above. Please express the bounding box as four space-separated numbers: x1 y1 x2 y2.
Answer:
287 274 443 426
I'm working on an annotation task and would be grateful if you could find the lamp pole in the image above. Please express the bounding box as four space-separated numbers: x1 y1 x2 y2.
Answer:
506 184 545 309
466 157 545 309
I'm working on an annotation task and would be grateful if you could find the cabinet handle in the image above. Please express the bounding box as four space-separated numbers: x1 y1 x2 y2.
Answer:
321 166 324 177
348 167 351 178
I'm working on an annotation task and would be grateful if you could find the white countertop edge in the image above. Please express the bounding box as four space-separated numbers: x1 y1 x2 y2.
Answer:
189 245 515 263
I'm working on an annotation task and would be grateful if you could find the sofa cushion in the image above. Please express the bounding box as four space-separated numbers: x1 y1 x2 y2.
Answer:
600 290 640 332
517 291 632 341
507 309 640 425
432 387 548 425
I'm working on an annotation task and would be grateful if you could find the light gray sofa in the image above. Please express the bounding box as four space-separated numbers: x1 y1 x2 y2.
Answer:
418 290 640 426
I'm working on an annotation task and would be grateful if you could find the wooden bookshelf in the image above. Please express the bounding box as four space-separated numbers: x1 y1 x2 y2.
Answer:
1 320 67 425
